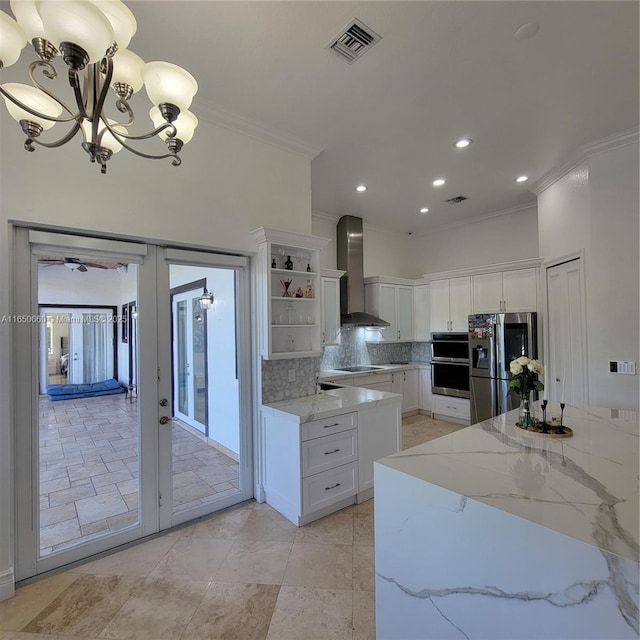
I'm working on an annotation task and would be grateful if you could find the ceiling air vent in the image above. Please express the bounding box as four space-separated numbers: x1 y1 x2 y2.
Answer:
326 19 381 64
444 196 469 204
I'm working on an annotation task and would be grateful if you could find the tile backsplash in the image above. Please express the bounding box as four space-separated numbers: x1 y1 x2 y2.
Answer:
261 329 432 405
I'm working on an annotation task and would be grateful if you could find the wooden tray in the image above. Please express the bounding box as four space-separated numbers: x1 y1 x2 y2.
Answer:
515 421 573 438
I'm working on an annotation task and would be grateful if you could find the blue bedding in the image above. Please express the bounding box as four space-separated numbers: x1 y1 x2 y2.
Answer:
46 378 126 401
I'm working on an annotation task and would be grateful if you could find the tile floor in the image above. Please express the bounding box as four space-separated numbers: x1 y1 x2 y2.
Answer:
3 413 463 640
39 395 239 555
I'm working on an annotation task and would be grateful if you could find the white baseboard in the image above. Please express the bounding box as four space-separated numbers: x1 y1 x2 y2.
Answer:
0 566 15 601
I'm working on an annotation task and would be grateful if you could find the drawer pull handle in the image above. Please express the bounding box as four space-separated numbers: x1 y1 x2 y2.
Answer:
324 448 340 455
323 423 340 429
325 482 341 491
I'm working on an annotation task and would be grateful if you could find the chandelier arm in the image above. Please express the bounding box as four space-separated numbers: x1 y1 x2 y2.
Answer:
114 98 135 127
91 56 115 126
27 60 79 119
103 118 177 142
0 85 77 124
24 121 83 150
108 131 181 165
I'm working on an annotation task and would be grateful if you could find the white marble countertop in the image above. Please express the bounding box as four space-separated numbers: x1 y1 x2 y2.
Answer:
318 361 430 380
262 385 402 423
378 404 639 562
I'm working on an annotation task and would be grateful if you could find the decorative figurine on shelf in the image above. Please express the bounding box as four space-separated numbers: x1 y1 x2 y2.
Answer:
271 258 277 268
304 280 314 298
280 279 293 297
306 263 312 272
284 256 294 270
294 287 304 298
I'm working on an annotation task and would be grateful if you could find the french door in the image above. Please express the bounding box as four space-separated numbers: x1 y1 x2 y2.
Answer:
14 229 253 580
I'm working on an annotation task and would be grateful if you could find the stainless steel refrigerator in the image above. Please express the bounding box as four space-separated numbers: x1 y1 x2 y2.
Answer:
469 313 538 424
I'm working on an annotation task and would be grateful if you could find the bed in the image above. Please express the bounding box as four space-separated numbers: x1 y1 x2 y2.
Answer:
46 378 126 401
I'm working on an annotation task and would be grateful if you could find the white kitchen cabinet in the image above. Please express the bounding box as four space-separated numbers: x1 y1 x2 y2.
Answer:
350 372 393 392
472 268 538 314
432 395 470 425
430 276 471 332
357 402 402 497
364 278 415 342
321 269 345 346
402 368 420 413
413 283 430 341
251 228 329 359
419 367 432 414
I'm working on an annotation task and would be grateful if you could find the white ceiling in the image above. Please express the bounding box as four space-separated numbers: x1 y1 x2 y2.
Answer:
4 1 639 233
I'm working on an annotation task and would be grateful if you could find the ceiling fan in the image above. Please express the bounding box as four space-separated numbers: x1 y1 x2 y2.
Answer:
39 257 109 273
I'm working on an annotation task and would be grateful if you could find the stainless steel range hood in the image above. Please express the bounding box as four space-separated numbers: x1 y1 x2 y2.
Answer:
337 215 390 327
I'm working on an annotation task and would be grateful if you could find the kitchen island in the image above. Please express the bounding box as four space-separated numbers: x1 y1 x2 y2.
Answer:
261 385 402 525
374 405 639 639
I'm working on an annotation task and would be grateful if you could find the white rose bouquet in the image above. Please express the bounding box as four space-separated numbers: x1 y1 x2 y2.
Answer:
508 356 544 399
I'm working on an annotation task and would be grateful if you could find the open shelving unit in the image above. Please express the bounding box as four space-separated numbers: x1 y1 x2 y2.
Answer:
251 228 330 359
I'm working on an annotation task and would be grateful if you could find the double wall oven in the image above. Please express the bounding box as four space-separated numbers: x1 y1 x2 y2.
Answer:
431 332 470 398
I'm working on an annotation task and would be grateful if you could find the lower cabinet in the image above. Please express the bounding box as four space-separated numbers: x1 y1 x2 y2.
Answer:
432 395 470 425
262 401 401 525
419 367 432 414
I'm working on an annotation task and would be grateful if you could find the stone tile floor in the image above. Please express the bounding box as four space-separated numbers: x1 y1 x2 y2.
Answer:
39 395 239 555
3 413 463 640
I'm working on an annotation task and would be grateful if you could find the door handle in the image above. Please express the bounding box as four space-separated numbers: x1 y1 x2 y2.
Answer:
159 416 170 425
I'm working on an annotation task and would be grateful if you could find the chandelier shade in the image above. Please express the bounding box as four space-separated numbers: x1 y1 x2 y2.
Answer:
2 82 62 129
35 0 114 66
9 0 47 43
81 118 126 153
143 61 198 112
90 0 137 50
111 49 145 94
0 12 26 68
150 106 198 144
0 0 198 173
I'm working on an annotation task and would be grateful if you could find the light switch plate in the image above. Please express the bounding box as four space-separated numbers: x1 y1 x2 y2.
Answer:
609 360 637 375
288 368 296 382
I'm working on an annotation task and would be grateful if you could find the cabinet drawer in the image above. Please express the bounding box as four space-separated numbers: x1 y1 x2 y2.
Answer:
302 462 357 515
301 429 358 478
433 396 470 420
301 412 357 441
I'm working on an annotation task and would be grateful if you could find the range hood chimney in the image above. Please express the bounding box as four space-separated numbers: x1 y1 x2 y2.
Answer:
337 215 390 327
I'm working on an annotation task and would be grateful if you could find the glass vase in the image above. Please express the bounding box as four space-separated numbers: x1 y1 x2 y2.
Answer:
518 393 536 429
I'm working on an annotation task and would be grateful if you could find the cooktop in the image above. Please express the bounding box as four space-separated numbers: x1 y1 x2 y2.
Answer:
335 365 383 373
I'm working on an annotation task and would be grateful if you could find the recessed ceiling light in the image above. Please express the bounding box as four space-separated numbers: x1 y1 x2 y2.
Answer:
356 185 367 192
515 23 540 41
515 176 529 183
432 178 446 187
419 207 429 214
454 138 472 148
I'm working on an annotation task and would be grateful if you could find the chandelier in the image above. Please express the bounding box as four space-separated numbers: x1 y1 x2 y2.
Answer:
0 0 198 174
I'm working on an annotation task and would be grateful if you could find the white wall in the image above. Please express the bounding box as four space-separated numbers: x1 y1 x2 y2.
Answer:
410 205 539 275
169 266 240 455
312 213 416 278
0 110 314 597
537 139 639 410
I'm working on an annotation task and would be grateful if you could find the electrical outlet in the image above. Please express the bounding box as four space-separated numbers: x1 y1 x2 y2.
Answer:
609 360 637 375
288 368 296 382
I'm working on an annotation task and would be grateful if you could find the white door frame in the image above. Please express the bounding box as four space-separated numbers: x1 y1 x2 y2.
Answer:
14 229 158 580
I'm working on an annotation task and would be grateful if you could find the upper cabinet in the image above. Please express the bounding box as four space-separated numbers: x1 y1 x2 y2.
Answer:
251 228 330 359
364 278 414 342
413 283 430 341
321 269 345 347
472 268 538 314
429 276 471 333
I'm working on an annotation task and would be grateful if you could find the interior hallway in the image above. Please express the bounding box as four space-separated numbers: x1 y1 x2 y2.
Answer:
3 413 463 640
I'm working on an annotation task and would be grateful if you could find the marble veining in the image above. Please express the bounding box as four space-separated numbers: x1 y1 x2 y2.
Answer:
375 404 639 639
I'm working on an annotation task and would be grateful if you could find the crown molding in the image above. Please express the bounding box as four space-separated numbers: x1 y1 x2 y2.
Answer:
409 201 537 237
531 127 639 195
312 210 341 223
193 99 324 160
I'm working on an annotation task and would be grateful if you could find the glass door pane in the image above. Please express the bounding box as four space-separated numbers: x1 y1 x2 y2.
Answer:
160 255 251 528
